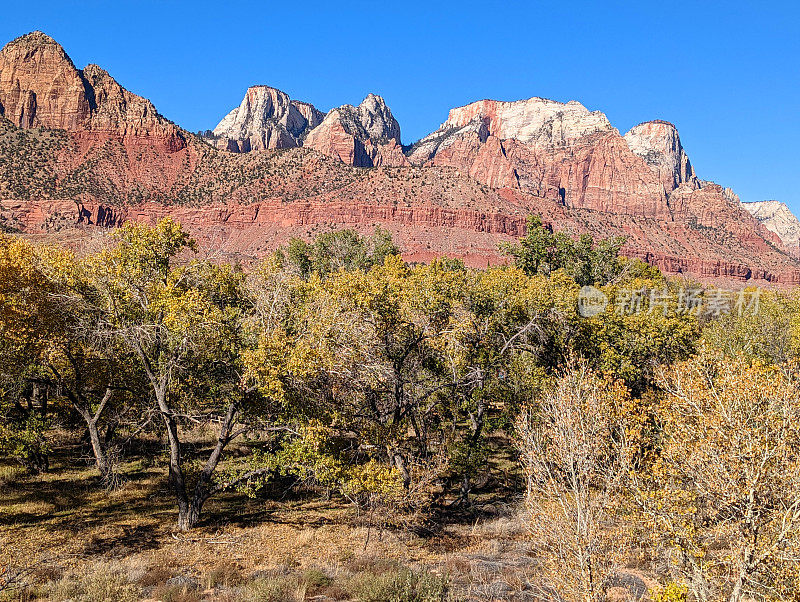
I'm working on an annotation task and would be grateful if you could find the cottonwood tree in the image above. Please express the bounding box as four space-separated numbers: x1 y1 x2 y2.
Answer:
501 214 626 286
649 350 800 601
42 336 145 487
279 227 399 278
517 361 632 601
0 238 153 482
298 255 456 489
87 218 268 530
247 255 473 511
443 267 580 504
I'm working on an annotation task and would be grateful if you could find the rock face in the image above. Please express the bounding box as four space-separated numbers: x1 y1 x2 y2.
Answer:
208 89 407 167
407 97 684 219
0 31 90 130
743 200 800 256
624 120 697 192
0 31 185 151
209 86 323 152
303 94 408 167
411 97 613 156
2 31 799 286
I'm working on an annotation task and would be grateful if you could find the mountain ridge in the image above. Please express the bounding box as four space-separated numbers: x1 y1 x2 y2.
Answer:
1 31 799 285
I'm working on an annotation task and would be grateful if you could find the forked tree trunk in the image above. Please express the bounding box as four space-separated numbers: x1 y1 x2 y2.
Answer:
161 407 191 530
167 399 240 531
72 388 114 481
459 398 485 505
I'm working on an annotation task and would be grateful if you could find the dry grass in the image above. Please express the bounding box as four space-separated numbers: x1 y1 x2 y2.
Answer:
0 440 654 601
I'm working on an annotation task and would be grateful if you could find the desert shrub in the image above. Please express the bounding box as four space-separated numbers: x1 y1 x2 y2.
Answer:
240 574 307 602
44 565 140 602
347 567 448 602
135 565 173 587
517 360 633 601
150 584 202 602
302 567 333 590
206 560 243 588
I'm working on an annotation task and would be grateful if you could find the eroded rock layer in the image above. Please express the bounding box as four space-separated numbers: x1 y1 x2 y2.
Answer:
304 94 408 167
743 200 800 257
209 86 323 152
1 31 799 286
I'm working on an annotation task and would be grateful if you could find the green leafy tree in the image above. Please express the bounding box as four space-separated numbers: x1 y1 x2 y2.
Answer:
279 227 399 278
0 235 65 473
501 215 626 286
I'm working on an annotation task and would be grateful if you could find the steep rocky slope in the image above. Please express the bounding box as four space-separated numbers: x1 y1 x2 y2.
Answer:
624 120 697 192
304 94 408 167
407 97 701 220
0 32 185 152
208 86 323 152
208 88 407 167
743 200 800 256
1 31 799 285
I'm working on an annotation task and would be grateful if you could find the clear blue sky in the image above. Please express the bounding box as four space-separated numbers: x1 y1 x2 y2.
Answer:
2 1 798 209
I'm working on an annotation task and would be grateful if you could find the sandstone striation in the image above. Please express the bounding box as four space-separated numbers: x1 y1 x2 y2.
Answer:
624 120 697 192
0 31 91 130
410 97 614 159
1 31 799 287
304 94 408 167
743 200 800 256
0 32 185 151
209 86 323 152
407 97 681 219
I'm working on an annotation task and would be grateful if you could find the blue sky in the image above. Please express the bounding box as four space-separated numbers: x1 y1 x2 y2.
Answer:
2 1 798 209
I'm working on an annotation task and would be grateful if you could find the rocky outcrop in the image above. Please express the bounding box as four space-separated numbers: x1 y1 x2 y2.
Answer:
624 120 697 192
209 89 407 167
0 31 185 151
7 190 800 284
304 94 408 167
209 86 323 152
291 100 324 131
408 97 680 219
743 200 800 256
79 64 185 151
0 31 91 129
411 97 613 155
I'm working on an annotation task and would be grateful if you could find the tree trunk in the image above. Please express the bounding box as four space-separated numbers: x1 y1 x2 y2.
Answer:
157 385 191 531
459 399 486 506
86 417 110 478
164 415 190 531
177 498 202 531
171 400 240 531
390 448 411 490
72 388 114 482
182 401 239 530
729 547 754 602
460 473 471 505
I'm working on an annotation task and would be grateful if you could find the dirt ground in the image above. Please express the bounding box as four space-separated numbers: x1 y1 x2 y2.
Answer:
0 446 654 601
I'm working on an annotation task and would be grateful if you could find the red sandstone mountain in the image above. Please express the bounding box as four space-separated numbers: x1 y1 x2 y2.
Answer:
209 88 407 168
0 32 185 151
304 94 409 168
1 31 798 285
